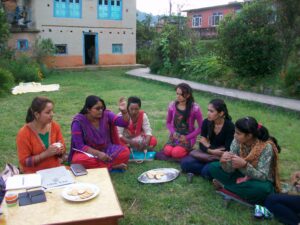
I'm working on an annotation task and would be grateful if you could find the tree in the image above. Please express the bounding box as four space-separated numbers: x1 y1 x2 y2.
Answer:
217 0 283 77
273 0 300 71
136 14 156 49
136 14 157 65
150 20 194 75
0 6 10 52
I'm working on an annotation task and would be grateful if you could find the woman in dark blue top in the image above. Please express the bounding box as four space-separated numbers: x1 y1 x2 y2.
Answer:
181 99 234 179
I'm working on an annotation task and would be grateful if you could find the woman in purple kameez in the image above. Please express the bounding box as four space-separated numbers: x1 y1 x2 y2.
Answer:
69 95 130 170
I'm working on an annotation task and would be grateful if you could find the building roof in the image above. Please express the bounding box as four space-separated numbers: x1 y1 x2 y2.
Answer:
183 2 242 13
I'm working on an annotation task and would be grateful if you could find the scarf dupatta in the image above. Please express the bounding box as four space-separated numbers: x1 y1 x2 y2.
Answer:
126 110 144 138
240 139 281 192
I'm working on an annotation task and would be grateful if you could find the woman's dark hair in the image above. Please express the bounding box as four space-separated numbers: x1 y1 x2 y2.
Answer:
175 83 194 120
127 96 141 109
235 116 281 152
207 99 231 140
79 95 106 114
26 96 54 123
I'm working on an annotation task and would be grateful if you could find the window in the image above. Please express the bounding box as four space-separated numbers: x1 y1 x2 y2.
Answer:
210 12 223 26
98 0 122 20
17 39 29 51
54 0 81 18
192 15 202 28
55 44 67 54
112 44 123 54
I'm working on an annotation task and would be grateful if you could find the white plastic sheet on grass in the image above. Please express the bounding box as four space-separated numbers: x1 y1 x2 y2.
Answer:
12 82 60 95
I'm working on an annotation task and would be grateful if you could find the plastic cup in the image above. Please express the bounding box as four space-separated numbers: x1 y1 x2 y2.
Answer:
187 173 194 183
5 193 18 207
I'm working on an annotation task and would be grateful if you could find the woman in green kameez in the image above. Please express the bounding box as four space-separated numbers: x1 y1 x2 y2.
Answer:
209 116 281 204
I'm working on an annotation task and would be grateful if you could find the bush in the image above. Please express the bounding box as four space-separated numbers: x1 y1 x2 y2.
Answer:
33 38 55 64
8 55 42 82
150 22 194 75
137 47 153 66
0 68 14 96
217 1 283 77
184 54 230 81
285 62 300 97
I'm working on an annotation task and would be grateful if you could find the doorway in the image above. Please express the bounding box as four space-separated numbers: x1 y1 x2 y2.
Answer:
83 33 98 65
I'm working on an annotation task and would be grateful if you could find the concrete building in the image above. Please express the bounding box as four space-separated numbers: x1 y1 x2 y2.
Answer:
3 0 136 68
184 2 242 39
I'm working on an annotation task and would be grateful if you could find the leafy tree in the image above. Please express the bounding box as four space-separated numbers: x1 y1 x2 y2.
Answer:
273 0 300 71
136 15 157 65
150 19 194 75
0 6 10 52
136 15 156 49
217 0 283 77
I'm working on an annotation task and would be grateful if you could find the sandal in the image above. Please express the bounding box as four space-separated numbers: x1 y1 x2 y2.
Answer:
213 179 224 190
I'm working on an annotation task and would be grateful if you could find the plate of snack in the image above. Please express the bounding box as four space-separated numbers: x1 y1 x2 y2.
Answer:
138 168 180 184
62 183 99 202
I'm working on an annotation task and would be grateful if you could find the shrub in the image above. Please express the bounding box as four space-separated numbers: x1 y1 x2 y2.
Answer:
150 22 194 75
0 68 14 96
137 47 153 66
184 54 230 81
217 1 283 77
285 62 300 97
8 55 41 82
33 38 55 64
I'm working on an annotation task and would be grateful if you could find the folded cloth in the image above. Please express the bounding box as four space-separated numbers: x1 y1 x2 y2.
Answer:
12 82 60 95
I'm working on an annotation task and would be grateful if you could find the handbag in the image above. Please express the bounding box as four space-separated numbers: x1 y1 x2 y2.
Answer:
0 163 20 204
190 150 219 163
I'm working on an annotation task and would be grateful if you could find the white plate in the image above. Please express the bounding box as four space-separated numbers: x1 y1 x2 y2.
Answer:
61 183 99 202
138 168 180 184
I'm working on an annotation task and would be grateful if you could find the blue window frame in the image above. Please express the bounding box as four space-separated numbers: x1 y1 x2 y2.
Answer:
112 44 123 54
17 39 29 51
54 0 81 18
98 0 122 20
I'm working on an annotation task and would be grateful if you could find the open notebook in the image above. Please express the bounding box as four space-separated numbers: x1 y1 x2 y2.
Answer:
6 174 42 190
6 166 74 190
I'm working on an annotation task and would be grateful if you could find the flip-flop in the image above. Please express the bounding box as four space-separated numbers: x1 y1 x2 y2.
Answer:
212 179 224 189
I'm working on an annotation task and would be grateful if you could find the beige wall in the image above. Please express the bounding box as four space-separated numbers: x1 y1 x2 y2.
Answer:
8 33 38 56
30 0 136 65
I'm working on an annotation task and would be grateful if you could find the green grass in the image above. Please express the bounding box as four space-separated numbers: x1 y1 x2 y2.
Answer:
1 68 299 224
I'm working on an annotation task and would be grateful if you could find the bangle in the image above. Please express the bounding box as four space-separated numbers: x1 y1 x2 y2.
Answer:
36 154 41 163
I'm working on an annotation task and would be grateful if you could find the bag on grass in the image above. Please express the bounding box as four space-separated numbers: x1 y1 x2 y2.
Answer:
0 163 20 203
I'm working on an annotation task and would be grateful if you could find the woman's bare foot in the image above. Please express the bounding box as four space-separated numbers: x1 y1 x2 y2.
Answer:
212 179 224 190
112 163 128 170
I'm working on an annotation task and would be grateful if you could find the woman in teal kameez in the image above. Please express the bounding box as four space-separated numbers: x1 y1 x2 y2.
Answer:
209 116 281 204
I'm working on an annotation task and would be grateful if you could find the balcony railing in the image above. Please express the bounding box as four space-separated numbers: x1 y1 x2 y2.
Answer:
5 6 32 29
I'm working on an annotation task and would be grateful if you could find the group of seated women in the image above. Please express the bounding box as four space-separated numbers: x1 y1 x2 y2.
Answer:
15 83 299 225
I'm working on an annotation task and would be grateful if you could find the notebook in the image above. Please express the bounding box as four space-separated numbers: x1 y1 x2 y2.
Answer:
6 174 42 190
36 166 74 189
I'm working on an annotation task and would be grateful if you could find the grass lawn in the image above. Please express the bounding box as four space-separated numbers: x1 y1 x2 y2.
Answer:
0 68 299 225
